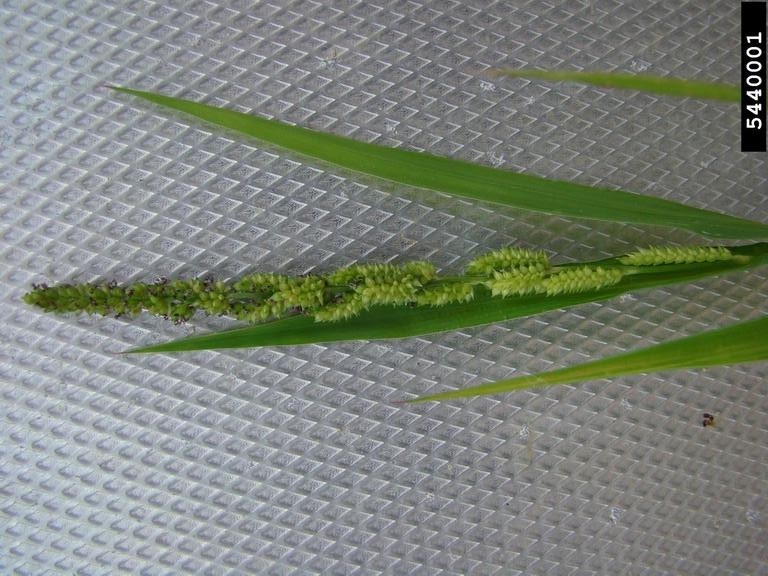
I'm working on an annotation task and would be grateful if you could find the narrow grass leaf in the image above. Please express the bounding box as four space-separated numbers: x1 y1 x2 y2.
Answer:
127 243 768 353
407 316 768 402
112 87 768 239
487 69 740 102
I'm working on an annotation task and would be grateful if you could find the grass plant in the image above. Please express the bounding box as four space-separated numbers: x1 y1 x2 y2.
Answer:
23 74 768 400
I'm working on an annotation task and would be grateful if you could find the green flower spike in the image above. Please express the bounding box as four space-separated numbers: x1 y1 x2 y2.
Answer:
466 247 549 275
542 266 624 296
619 245 733 266
415 282 476 306
484 267 547 297
23 244 758 332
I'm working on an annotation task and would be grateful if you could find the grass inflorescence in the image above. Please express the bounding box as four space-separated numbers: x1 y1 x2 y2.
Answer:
24 245 740 326
618 245 733 266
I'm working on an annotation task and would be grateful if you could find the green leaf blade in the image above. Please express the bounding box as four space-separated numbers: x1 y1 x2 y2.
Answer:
112 87 768 239
488 69 740 102
407 316 768 402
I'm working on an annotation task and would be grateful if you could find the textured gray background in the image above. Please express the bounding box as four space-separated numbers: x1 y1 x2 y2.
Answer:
1 1 767 575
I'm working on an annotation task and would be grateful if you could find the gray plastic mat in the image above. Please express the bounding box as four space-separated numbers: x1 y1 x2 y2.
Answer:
1 1 767 574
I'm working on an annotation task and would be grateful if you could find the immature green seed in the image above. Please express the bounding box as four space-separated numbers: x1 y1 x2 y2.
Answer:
466 247 549 275
484 267 547 296
415 282 475 306
619 245 732 266
356 276 421 306
328 261 436 287
326 263 386 286
400 261 438 282
235 303 277 323
268 276 327 312
234 273 283 294
312 294 367 322
326 265 364 286
542 266 624 295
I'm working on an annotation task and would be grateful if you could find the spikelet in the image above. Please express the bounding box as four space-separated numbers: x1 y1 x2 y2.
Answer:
542 266 624 295
415 282 475 306
193 279 234 316
619 246 732 266
466 247 549 275
326 263 394 286
400 261 438 282
234 303 280 323
484 266 546 296
328 261 436 286
24 283 110 315
23 280 201 322
268 276 327 312
357 276 421 306
327 264 371 286
312 295 367 322
233 273 284 294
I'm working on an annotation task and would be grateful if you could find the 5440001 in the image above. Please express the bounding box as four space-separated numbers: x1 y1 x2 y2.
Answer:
742 2 766 151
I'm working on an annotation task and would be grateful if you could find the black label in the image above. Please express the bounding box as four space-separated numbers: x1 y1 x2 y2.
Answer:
742 2 767 152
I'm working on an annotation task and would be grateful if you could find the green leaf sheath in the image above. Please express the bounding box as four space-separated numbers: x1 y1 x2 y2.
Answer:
111 87 768 239
487 69 740 102
407 315 768 402
127 243 768 353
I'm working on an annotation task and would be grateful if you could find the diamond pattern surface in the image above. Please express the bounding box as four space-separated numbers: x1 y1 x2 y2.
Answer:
2 1 767 575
